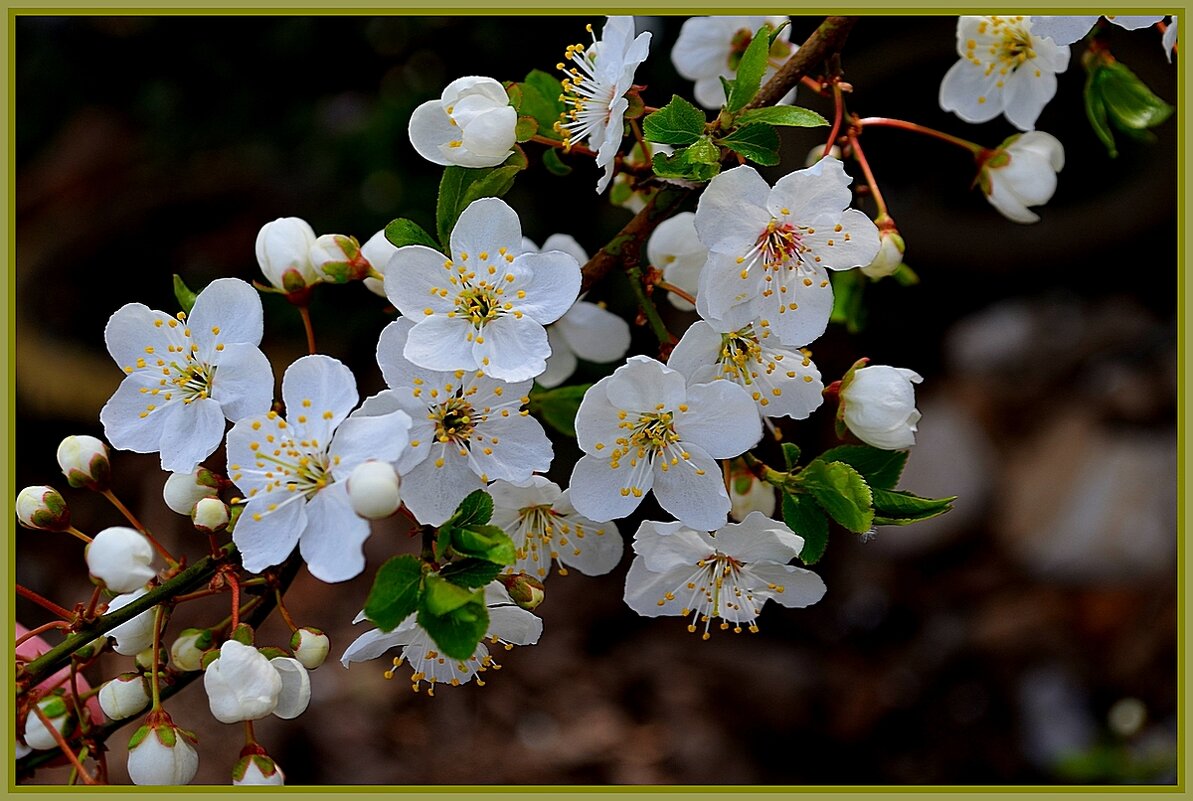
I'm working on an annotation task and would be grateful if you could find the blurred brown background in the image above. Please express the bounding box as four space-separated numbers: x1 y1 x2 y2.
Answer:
14 15 1177 785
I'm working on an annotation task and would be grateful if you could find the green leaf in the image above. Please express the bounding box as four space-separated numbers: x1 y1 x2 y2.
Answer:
642 95 707 146
817 446 908 491
542 147 572 176
529 383 591 436
829 268 867 334
1096 59 1174 131
1085 68 1119 157
438 558 502 589
173 275 198 315
384 218 439 251
363 554 424 631
459 164 522 211
797 460 874 534
651 136 721 182
520 69 565 140
423 573 479 616
452 523 517 565
726 26 772 113
782 492 830 565
781 442 801 471
515 116 538 143
719 123 780 166
870 488 955 525
418 595 489 660
447 489 493 529
734 106 829 128
435 162 523 247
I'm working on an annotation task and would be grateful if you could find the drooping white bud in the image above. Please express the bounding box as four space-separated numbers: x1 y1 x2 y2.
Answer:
310 233 368 284
860 229 906 280
233 753 286 785
289 627 329 670
359 230 397 297
255 217 321 293
15 485 71 531
203 641 283 724
408 76 517 168
170 628 214 672
98 673 151 720
191 497 230 534
107 588 158 656
56 435 111 491
127 718 200 786
85 526 155 593
162 469 219 516
839 364 924 450
346 461 402 520
22 694 72 750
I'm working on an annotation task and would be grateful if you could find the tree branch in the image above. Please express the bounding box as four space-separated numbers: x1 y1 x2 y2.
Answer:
747 17 859 110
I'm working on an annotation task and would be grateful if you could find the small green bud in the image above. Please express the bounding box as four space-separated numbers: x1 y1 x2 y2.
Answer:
498 572 546 610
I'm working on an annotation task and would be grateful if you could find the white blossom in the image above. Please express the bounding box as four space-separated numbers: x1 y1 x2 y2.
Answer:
1030 15 1164 46
269 657 312 719
15 485 69 531
980 131 1064 224
127 719 199 786
290 627 330 670
647 212 707 311
729 470 776 522
839 364 923 450
569 356 761 530
204 640 282 724
1163 17 1178 62
256 217 320 292
408 76 517 168
623 513 826 636
341 583 542 695
97 673 151 720
22 695 71 750
191 497 230 533
939 16 1070 131
861 229 905 279
226 355 412 582
100 278 273 474
86 526 155 593
489 475 623 579
170 628 213 672
362 316 552 526
56 434 109 490
671 16 795 109
694 161 879 347
360 229 397 297
557 16 652 192
384 198 582 383
162 468 219 515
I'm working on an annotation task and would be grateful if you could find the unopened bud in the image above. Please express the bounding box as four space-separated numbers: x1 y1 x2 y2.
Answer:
861 228 905 279
86 526 156 593
56 435 111 491
135 646 168 672
729 474 776 522
310 233 369 283
289 627 329 670
163 469 219 515
98 673 151 720
805 144 842 167
22 694 72 750
256 217 320 293
15 485 70 531
191 497 229 534
127 716 200 786
170 628 214 672
108 588 158 656
346 461 401 520
498 572 546 610
233 753 285 786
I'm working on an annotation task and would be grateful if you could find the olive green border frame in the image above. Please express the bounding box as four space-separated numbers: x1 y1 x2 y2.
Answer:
1 3 1186 799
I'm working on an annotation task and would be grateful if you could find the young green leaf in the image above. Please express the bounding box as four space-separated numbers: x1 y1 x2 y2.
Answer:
719 123 780 166
447 490 494 529
384 218 440 251
423 573 480 616
452 523 517 565
726 26 772 113
781 442 801 470
438 558 503 589
529 383 591 436
797 460 874 534
417 595 489 660
651 136 721 182
519 69 566 140
816 446 908 491
514 116 539 143
363 554 424 632
734 106 828 128
435 161 524 247
642 95 707 146
782 492 830 564
870 488 955 525
172 274 198 315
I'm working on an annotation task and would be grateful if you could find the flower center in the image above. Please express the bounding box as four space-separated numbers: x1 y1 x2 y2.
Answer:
965 17 1038 86
382 631 499 696
554 24 617 150
657 550 780 639
719 327 764 383
625 409 680 454
432 396 477 445
758 220 806 269
454 285 502 327
171 361 215 402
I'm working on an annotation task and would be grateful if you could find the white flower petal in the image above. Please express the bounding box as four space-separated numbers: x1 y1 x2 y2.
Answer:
487 605 543 646
299 483 371 583
450 198 523 267
340 625 410 667
1003 66 1058 131
399 445 485 526
604 356 687 412
712 511 804 563
568 453 652 522
158 398 226 473
100 376 172 454
537 327 577 389
651 444 730 530
676 381 761 457
1028 15 1097 45
280 355 358 445
269 658 312 719
383 244 454 317
233 496 306 575
745 561 827 608
938 58 1003 123
469 412 552 482
187 278 263 354
694 166 773 252
404 315 481 373
208 343 273 422
666 321 722 380
473 315 550 382
555 301 631 363
802 208 881 272
329 410 411 481
507 250 583 324
768 157 853 224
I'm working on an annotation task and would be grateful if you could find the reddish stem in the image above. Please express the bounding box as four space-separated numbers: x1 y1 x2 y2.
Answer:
655 280 696 307
298 306 318 355
15 621 71 647
15 584 73 620
100 489 177 567
31 704 97 785
275 589 298 633
824 80 845 153
847 131 889 218
228 573 242 631
856 116 985 156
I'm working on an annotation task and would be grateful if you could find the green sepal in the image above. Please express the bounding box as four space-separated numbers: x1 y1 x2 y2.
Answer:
438 558 503 589
384 218 440 251
870 488 956 525
417 595 489 661
38 694 69 720
1084 56 1174 158
781 442 801 471
156 724 177 748
733 475 752 495
529 383 591 437
127 724 151 751
796 459 874 534
229 623 254 646
542 147 572 176
781 492 830 565
718 123 780 166
816 445 908 491
172 274 198 316
891 263 920 286
423 573 480 616
257 646 287 660
641 94 707 146
362 554 425 632
726 25 772 113
734 106 828 128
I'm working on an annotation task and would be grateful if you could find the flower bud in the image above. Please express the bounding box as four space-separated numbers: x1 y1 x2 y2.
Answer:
98 673 151 720
107 588 158 656
255 217 320 293
978 131 1064 224
135 646 167 672
170 628 214 672
729 473 776 522
56 435 111 491
359 230 397 297
310 233 370 283
838 364 924 451
346 460 402 520
408 76 517 168
203 640 283 724
233 753 286 786
15 485 70 531
498 572 546 610
127 716 199 786
162 469 219 515
860 229 905 280
269 657 312 719
85 526 155 593
191 497 230 534
805 144 842 167
289 627 329 670
22 694 72 750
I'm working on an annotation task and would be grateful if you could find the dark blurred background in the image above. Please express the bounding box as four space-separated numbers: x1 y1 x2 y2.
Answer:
15 15 1178 785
